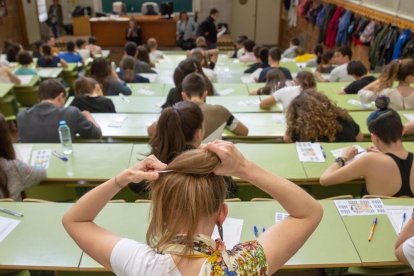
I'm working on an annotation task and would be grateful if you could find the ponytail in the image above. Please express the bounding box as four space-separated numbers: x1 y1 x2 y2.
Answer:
376 60 401 92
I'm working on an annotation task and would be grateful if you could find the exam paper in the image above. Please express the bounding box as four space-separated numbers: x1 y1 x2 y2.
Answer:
212 217 243 249
334 198 386 216
137 88 155 96
385 206 414 235
108 115 128 128
17 75 33 85
30 149 51 169
403 114 414 122
14 144 33 164
271 114 286 124
296 142 326 162
237 99 260 107
217 27 227 38
217 88 235 96
330 145 366 162
0 216 20 243
347 99 373 109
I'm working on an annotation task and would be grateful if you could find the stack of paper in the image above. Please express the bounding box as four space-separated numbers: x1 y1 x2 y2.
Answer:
334 198 386 216
296 142 326 162
0 216 20 243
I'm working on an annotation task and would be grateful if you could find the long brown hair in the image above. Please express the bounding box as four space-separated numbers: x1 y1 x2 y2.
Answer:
373 59 414 92
0 113 16 198
120 56 136 83
258 68 287 95
149 101 203 163
146 149 227 253
296 71 316 90
286 89 353 142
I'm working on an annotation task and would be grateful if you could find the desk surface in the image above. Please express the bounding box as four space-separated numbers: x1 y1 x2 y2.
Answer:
127 83 166 96
0 83 14 98
207 96 280 113
0 202 81 270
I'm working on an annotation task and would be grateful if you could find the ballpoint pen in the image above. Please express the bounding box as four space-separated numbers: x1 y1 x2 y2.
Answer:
0 207 24 217
400 213 407 234
52 150 68 161
368 217 378 242
253 225 259 238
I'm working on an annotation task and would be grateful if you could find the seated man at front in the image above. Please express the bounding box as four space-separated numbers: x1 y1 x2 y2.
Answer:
148 73 249 138
17 79 102 143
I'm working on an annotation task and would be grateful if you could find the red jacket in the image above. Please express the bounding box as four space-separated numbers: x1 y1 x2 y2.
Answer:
325 7 344 48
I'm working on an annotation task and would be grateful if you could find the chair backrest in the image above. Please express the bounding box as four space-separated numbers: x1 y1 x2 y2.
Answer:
0 198 14 202
224 198 242 202
325 195 353 200
250 198 275 202
23 198 52 203
362 195 396 199
142 2 159 15
202 122 226 143
135 199 152 203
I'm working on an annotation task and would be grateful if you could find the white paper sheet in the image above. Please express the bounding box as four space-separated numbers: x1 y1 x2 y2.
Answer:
271 114 286 124
30 149 51 169
0 216 20 243
137 88 155 95
275 212 289 223
237 99 260 107
108 115 128 128
139 73 157 83
347 99 373 109
385 206 414 234
296 142 326 162
334 198 386 216
403 114 414 122
217 88 235 96
14 144 33 164
330 145 366 163
241 75 255 83
212 217 243 249
17 75 33 85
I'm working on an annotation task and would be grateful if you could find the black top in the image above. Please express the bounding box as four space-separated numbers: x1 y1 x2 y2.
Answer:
162 87 182 109
258 66 293 82
70 96 116 113
291 117 360 142
244 63 269 74
126 26 142 45
196 16 217 43
361 152 414 197
344 75 376 94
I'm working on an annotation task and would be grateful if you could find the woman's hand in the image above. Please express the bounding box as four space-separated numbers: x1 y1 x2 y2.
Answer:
341 146 358 161
117 155 167 188
204 140 249 178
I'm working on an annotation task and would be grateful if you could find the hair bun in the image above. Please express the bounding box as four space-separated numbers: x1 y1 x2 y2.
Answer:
166 149 221 175
375 95 390 111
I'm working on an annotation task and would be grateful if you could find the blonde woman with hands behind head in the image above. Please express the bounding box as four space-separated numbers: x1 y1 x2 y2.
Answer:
63 140 323 275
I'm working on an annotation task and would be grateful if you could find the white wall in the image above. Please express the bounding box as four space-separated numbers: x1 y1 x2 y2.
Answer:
22 0 41 44
255 0 281 45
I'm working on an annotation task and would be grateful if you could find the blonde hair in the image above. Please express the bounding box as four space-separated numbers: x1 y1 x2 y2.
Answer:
74 77 98 96
146 149 227 254
147 38 158 50
374 59 414 92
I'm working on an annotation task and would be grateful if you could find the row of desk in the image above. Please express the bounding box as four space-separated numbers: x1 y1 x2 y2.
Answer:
15 142 414 186
0 199 411 271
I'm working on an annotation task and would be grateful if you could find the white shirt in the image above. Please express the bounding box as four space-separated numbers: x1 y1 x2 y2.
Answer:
110 239 181 276
403 237 414 268
202 67 215 82
272 85 301 112
239 52 256 63
359 87 414 110
328 63 354 82
149 50 164 63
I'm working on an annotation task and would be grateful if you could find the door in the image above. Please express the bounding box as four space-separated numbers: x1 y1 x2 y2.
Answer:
230 0 257 40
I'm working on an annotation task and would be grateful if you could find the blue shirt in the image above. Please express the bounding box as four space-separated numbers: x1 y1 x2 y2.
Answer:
58 52 83 63
15 67 37 75
37 56 61 67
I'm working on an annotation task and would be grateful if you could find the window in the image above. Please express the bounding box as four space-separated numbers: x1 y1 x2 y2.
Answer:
37 0 48 23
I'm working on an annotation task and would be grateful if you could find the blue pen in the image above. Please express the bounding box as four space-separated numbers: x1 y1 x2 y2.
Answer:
400 213 407 234
52 150 68 162
262 227 266 233
253 225 259 238
320 145 327 159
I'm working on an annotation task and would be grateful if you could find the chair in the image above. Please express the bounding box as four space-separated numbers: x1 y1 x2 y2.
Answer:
22 198 52 203
109 199 126 203
362 195 396 199
135 199 152 203
250 198 275 202
141 2 159 15
202 123 226 143
224 198 242 202
324 195 353 200
0 198 14 202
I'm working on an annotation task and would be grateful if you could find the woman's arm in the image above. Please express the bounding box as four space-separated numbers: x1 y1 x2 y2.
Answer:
62 156 166 270
260 95 276 109
395 215 414 265
206 141 323 274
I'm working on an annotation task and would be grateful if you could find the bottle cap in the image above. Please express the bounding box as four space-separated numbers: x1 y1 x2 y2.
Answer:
59 120 66 125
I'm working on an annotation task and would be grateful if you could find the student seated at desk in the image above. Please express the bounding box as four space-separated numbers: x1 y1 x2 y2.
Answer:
359 59 414 110
86 36 102 57
228 35 247 58
339 60 376 95
17 79 102 143
91 57 132 96
71 77 116 113
314 47 353 82
37 44 68 68
137 45 155 68
118 56 150 84
188 48 216 82
260 71 316 111
76 39 90 61
193 36 219 68
32 40 44 59
239 39 256 63
62 141 322 276
162 57 215 108
147 38 163 64
320 96 414 197
5 43 22 62
0 66 21 84
151 73 248 137
257 47 292 82
284 89 363 143
46 36 60 56
282 37 300 59
58 41 83 64
244 46 269 74
121 42 154 74
315 50 335 74
125 17 142 46
0 114 46 200
250 68 289 96
15 51 37 75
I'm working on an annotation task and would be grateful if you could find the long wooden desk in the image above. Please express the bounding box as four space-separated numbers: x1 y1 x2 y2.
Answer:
90 16 176 47
0 83 18 119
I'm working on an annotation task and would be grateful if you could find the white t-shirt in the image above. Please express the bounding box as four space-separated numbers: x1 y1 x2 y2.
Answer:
359 88 414 110
239 52 256 63
110 239 181 276
272 85 301 112
403 237 414 268
328 63 354 82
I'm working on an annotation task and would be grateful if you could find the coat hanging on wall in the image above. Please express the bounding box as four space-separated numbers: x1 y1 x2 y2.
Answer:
0 0 7 17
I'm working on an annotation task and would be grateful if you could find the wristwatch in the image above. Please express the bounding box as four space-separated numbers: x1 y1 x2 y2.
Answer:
335 157 346 167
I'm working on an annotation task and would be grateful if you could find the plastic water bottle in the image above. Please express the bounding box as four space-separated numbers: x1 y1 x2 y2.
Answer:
111 61 116 72
58 121 73 155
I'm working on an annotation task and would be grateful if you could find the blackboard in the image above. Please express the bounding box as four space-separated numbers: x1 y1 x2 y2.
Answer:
102 0 192 13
